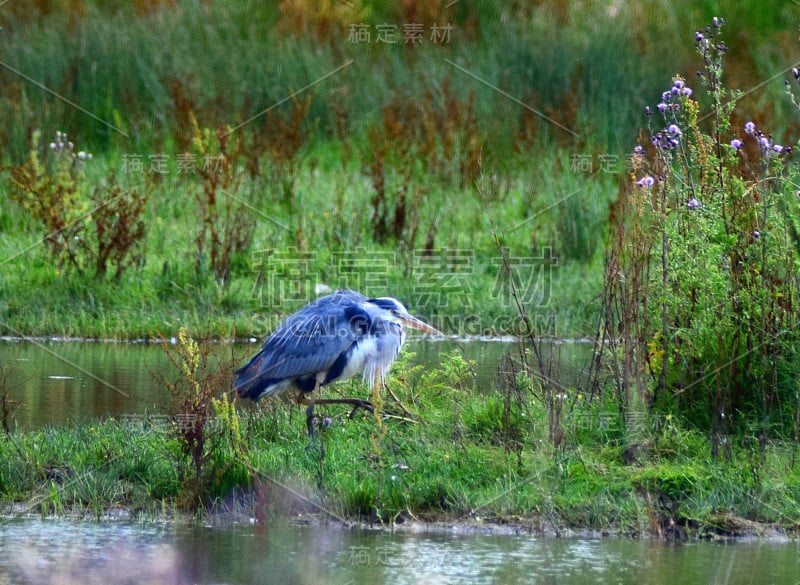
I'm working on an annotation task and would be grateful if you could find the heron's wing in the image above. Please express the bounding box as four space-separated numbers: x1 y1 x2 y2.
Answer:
260 289 370 373
234 290 370 399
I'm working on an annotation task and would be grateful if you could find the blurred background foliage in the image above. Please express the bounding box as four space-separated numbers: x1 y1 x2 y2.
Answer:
1 0 797 158
0 1 797 342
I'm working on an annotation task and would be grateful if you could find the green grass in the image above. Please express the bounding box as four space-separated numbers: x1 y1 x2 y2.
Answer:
1 382 798 535
0 419 183 517
0 145 610 339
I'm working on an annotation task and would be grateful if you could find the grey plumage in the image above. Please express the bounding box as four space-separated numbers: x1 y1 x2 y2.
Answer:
234 289 440 403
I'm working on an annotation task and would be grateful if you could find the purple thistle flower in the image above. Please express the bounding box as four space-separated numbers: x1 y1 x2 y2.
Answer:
636 176 655 188
668 124 682 136
730 138 742 149
673 79 684 89
759 136 770 149
662 91 671 102
695 32 704 42
687 198 700 210
323 416 332 427
634 145 643 155
744 121 756 134
645 106 652 116
682 87 693 97
657 102 668 113
753 230 760 239
773 144 784 153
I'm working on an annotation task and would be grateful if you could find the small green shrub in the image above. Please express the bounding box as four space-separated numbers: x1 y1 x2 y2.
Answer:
153 328 242 506
5 130 148 281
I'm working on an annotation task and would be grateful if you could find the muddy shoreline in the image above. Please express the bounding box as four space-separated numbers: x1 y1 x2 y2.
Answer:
3 504 796 543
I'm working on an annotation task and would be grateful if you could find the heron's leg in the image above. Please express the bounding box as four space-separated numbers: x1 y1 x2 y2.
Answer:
305 376 324 438
318 398 374 417
306 401 316 437
299 398 374 416
306 392 316 438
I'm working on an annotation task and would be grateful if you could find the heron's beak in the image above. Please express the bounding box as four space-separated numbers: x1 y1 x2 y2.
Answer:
398 314 442 336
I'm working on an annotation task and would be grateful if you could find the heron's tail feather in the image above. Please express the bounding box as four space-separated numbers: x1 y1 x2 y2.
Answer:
233 371 269 401
233 351 285 401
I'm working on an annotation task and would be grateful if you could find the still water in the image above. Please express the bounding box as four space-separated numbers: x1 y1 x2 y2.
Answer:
0 338 591 430
0 518 797 585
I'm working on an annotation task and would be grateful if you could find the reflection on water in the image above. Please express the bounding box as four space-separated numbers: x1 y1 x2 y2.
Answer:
0 338 593 430
3 521 182 585
0 519 797 585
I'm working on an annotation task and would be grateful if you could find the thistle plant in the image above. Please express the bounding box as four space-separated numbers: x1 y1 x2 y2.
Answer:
603 18 800 454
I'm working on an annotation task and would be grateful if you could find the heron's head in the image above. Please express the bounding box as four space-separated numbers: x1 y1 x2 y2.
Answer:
367 297 442 335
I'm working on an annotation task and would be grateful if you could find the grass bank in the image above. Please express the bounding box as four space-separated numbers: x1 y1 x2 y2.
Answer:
1 349 798 539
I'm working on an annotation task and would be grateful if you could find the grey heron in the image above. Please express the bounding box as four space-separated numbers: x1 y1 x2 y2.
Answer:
234 289 442 435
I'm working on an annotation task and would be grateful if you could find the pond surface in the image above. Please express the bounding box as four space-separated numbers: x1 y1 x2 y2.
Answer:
0 518 797 585
0 338 593 430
